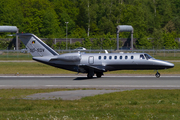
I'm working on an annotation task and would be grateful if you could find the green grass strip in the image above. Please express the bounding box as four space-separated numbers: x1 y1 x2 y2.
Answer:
0 89 179 119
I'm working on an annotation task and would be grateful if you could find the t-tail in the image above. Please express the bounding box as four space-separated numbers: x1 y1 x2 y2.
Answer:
17 33 59 57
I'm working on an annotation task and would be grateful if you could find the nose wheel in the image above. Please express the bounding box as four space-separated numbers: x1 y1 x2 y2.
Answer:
155 72 160 78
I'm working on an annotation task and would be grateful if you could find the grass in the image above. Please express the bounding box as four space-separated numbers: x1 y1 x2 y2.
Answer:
0 62 179 75
0 62 75 75
0 89 180 119
0 52 32 60
151 52 180 60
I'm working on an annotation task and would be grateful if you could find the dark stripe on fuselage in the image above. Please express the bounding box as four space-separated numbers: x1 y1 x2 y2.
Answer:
105 64 173 71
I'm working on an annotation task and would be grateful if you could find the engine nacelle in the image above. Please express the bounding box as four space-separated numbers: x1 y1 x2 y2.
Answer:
56 53 81 62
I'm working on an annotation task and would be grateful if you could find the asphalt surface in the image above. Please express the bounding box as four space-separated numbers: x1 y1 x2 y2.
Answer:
1 76 180 100
24 90 122 100
0 76 180 89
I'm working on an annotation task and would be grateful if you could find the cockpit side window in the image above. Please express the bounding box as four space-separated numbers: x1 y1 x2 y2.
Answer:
144 54 152 60
140 54 145 59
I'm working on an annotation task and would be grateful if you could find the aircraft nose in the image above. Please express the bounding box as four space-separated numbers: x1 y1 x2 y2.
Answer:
163 61 174 69
154 60 174 69
167 62 174 68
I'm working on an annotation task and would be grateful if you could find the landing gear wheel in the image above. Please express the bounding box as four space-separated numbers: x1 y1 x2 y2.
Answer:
96 73 102 78
155 72 160 78
87 73 94 78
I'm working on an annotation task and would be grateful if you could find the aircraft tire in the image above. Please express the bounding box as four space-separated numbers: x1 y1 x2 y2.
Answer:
96 73 102 78
87 73 93 78
155 72 160 78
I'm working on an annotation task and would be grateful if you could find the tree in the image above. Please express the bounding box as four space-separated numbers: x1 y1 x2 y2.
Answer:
82 38 92 49
0 0 180 49
40 9 60 38
45 39 54 48
20 0 56 37
60 42 66 50
163 32 178 49
74 41 81 48
53 0 78 37
92 38 102 49
0 0 23 27
152 28 164 49
53 42 61 50
70 26 86 38
136 37 153 49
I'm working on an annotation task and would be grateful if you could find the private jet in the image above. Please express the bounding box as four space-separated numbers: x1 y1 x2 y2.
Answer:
18 33 174 78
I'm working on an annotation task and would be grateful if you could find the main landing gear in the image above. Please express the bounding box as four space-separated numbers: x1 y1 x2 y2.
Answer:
87 72 103 78
155 71 160 78
87 71 94 78
96 72 103 78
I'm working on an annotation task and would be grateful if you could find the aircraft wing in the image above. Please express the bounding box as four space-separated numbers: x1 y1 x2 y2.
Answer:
78 64 106 73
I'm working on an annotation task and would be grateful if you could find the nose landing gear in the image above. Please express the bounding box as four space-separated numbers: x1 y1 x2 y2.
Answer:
155 71 160 78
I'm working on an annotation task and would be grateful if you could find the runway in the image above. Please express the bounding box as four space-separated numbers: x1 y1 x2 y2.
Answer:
0 76 180 90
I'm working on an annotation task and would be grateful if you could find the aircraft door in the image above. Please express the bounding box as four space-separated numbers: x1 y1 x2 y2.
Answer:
88 56 94 64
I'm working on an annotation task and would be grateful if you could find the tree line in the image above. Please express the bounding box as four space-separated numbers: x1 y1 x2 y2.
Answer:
0 0 180 49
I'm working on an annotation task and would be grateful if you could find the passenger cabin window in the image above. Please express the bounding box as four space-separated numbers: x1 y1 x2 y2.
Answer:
98 56 101 60
131 56 134 59
140 54 145 59
104 56 107 60
125 56 128 59
114 56 117 59
109 56 112 59
120 56 122 59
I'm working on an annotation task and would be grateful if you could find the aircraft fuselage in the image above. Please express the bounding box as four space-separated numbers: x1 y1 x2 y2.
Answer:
33 52 174 78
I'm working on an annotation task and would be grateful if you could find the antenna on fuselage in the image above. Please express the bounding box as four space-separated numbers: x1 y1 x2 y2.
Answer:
105 50 108 54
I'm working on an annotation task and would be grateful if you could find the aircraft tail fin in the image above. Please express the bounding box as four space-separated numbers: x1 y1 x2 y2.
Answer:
18 33 59 57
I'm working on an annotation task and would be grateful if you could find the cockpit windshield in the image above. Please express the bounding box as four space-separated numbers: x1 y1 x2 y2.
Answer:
140 54 145 59
144 54 153 60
